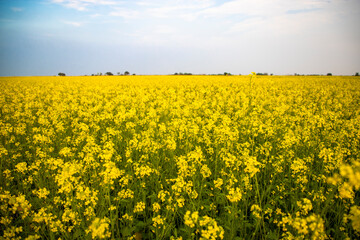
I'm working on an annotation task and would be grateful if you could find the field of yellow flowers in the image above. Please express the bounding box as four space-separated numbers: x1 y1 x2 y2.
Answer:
1 75 359 239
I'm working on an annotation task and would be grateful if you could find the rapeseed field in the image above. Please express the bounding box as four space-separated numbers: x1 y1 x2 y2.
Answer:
0 75 359 239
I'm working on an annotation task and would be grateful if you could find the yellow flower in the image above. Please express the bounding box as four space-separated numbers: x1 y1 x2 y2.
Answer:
176 197 185 208
121 213 133 221
214 178 223 189
243 155 261 178
15 162 27 174
8 194 32 219
59 147 72 157
87 217 111 239
339 182 354 199
24 235 41 240
251 204 262 220
297 198 313 215
184 211 198 228
226 187 242 202
62 208 79 226
152 215 166 228
152 202 161 213
348 206 360 234
200 164 211 178
184 211 224 239
133 201 145 213
100 161 122 186
32 188 50 199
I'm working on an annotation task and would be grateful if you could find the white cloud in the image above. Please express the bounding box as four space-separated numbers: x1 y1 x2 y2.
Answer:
137 0 215 20
108 0 330 23
198 0 329 18
109 8 140 19
90 13 102 17
51 0 359 68
126 0 339 50
116 24 193 47
11 7 24 12
136 0 213 8
51 0 118 11
63 20 85 27
108 0 214 21
153 25 176 34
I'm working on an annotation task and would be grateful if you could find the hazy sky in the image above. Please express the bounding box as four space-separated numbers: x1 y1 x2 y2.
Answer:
0 0 359 76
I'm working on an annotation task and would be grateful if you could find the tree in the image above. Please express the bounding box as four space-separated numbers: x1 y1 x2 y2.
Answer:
355 72 359 76
105 72 114 76
327 73 332 76
124 71 130 75
58 72 66 76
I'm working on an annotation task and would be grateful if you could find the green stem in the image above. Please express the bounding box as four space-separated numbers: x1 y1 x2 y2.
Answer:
254 174 265 238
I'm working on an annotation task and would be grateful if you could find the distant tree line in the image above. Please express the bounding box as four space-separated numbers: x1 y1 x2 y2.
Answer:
172 72 359 76
57 71 359 77
174 72 233 76
89 71 134 76
174 72 193 75
173 72 275 76
294 72 360 76
256 73 274 76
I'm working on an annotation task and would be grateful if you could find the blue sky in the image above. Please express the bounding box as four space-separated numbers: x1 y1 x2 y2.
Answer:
0 0 359 76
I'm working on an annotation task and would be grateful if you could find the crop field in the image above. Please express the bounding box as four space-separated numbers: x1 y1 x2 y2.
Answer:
0 75 359 239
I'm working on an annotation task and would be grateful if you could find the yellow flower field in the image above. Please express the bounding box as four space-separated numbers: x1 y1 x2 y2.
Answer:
0 75 360 239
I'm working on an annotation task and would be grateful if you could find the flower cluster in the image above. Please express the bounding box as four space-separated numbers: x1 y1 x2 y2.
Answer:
0 75 359 239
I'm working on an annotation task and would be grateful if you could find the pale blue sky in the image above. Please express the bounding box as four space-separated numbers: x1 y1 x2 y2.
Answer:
0 0 359 76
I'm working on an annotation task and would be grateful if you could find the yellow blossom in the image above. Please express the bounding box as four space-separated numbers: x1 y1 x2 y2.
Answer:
133 201 145 213
87 217 111 239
